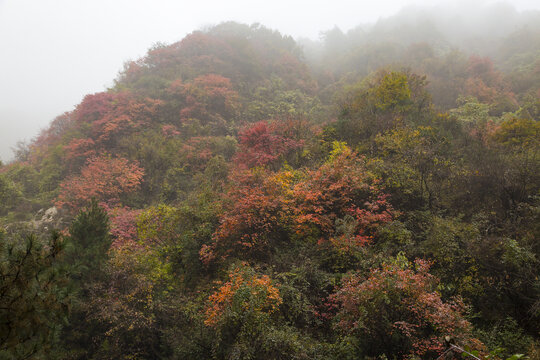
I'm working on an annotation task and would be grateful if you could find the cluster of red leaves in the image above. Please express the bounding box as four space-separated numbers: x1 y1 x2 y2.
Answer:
64 138 96 159
205 168 293 262
330 259 484 358
21 91 161 169
467 56 503 88
293 148 395 249
235 120 304 168
80 92 162 144
464 78 499 104
205 147 395 262
276 53 318 93
107 206 143 248
167 74 239 123
178 136 217 171
55 155 144 213
59 91 162 158
74 92 119 123
161 124 181 138
63 138 97 170
464 56 515 104
469 118 500 146
204 263 282 327
175 135 236 174
49 92 162 172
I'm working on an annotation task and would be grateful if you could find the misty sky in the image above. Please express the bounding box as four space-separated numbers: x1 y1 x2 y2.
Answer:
1 0 539 162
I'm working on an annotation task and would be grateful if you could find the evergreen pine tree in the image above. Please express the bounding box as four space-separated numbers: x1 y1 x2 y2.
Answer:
61 199 111 359
0 230 69 359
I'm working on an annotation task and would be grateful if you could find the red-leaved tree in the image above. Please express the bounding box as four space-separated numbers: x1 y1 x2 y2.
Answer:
330 258 484 359
235 120 304 169
107 206 143 248
73 91 162 148
55 155 144 213
293 146 395 250
204 145 394 263
203 167 294 263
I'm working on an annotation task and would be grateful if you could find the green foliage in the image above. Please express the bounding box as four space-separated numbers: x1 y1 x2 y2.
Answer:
373 71 411 111
451 96 491 124
478 317 535 359
334 70 431 147
84 245 174 360
0 231 69 359
65 199 111 282
137 204 180 245
493 117 540 148
421 216 483 298
374 120 459 211
60 199 112 359
242 76 326 122
204 263 283 359
0 174 22 216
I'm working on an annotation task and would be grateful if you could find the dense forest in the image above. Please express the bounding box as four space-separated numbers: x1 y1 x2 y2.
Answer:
1 4 539 359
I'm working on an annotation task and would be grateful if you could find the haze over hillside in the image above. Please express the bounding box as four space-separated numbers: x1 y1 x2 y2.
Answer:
0 2 539 358
1 0 540 161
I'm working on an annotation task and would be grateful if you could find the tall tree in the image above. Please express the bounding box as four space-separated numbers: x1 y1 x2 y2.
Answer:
61 199 111 359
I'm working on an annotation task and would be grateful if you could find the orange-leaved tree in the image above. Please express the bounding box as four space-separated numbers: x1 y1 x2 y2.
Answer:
204 263 282 327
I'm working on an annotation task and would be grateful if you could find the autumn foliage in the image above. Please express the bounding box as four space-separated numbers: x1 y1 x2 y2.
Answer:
55 155 144 212
330 259 484 359
2 19 539 360
166 74 239 135
293 145 395 249
204 263 282 327
204 167 294 262
235 120 304 168
107 206 143 248
206 144 395 261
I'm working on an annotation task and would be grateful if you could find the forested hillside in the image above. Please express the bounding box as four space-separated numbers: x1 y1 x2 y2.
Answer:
1 12 539 360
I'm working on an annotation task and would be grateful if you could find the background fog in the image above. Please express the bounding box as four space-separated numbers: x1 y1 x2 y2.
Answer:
1 0 539 161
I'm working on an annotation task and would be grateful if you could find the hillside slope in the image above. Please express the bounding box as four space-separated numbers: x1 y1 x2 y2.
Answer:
0 19 539 360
